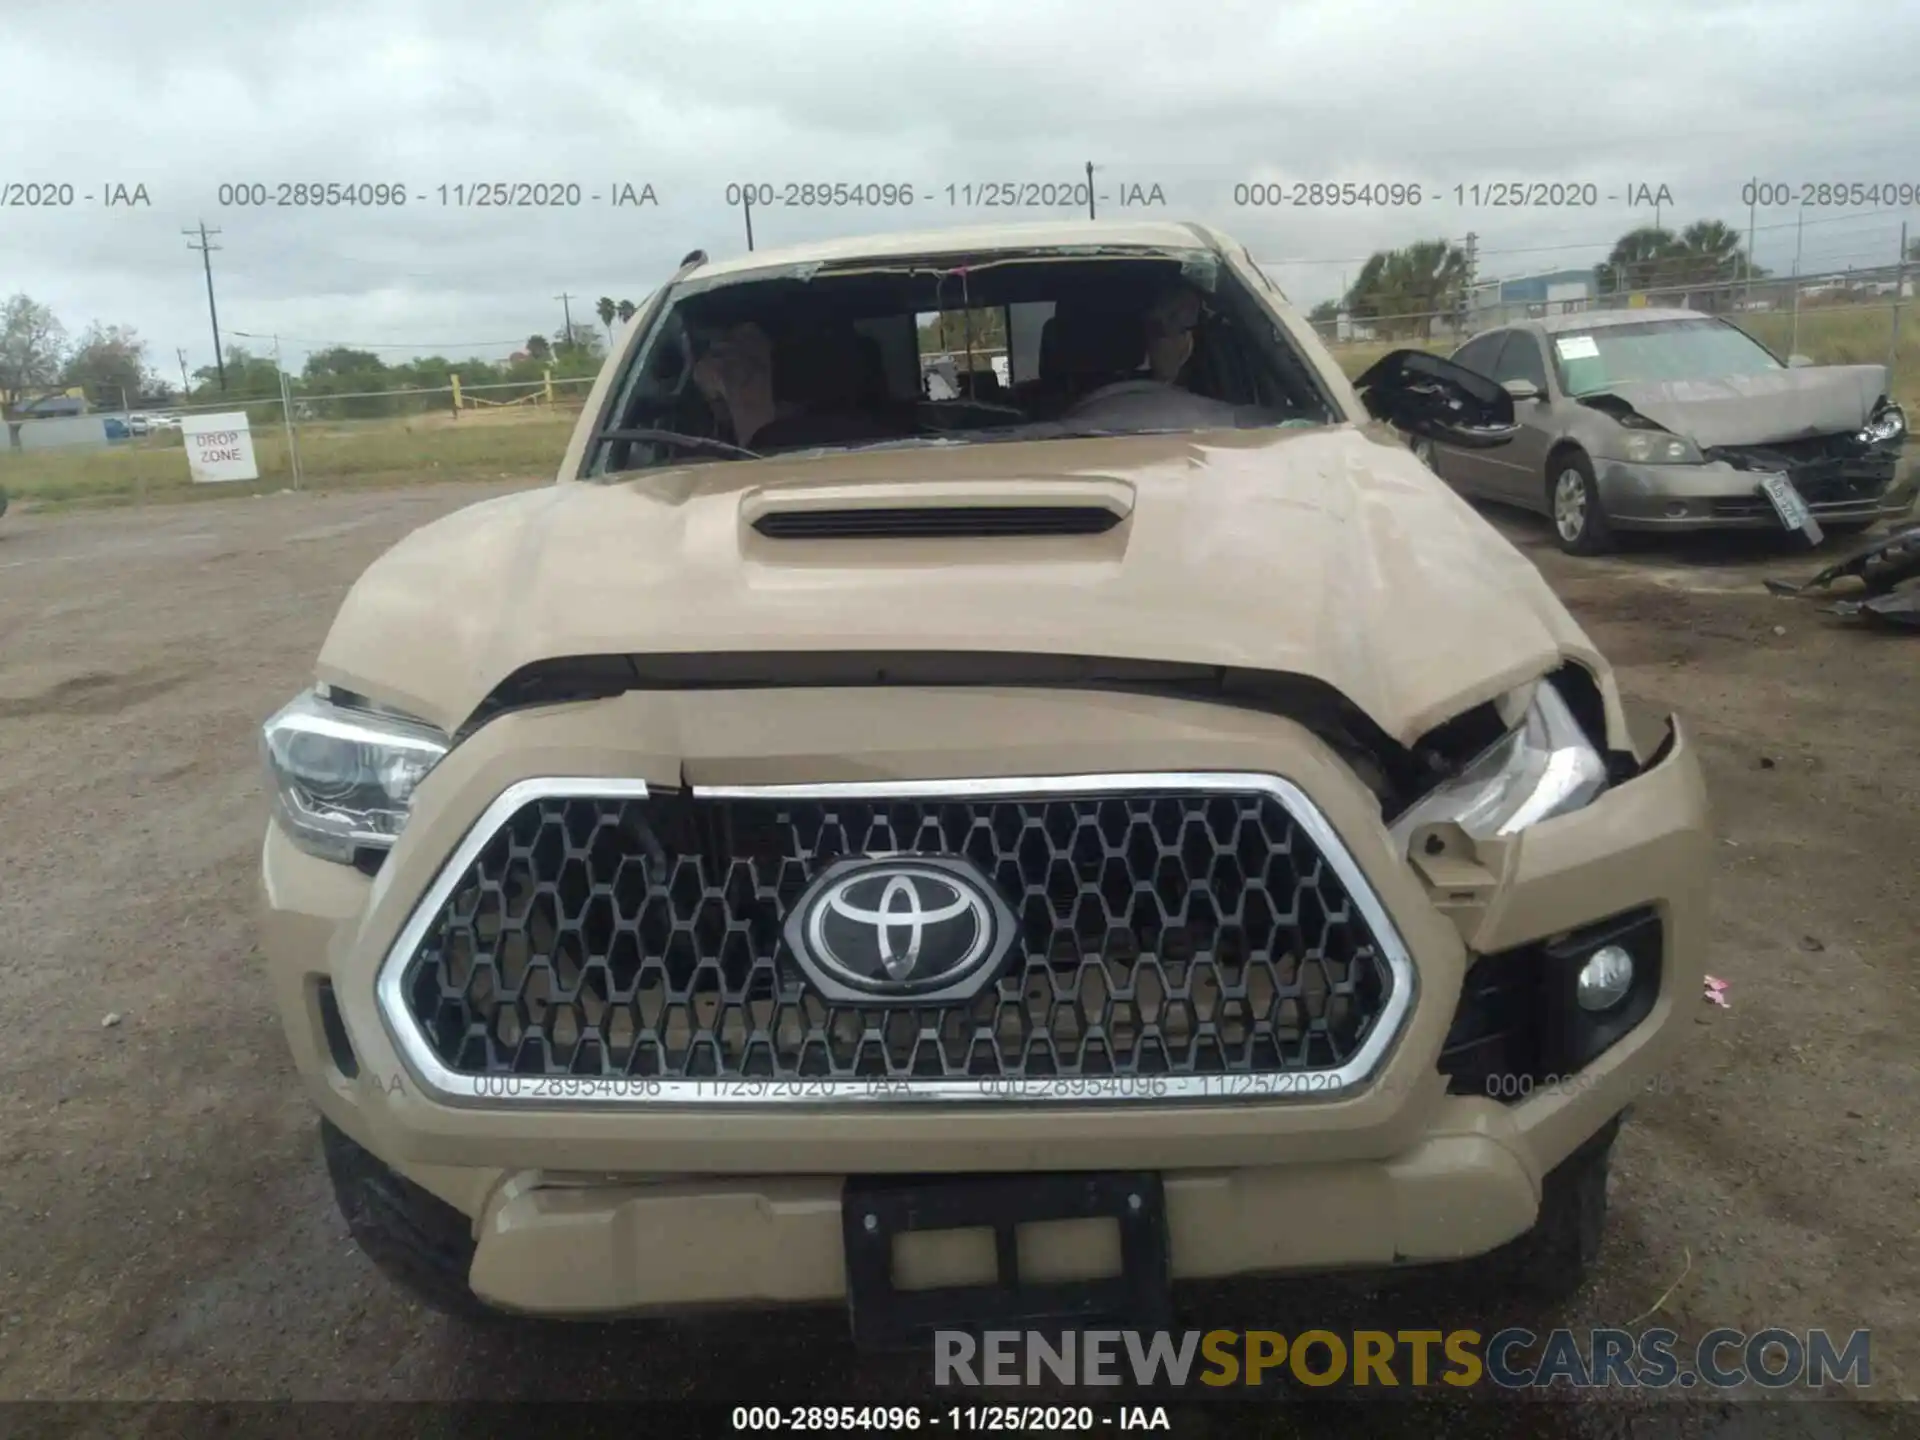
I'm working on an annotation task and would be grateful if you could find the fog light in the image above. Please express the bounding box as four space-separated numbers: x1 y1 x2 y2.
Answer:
1576 945 1635 1011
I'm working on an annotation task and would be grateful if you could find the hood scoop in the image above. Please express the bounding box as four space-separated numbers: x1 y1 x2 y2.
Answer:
755 505 1121 539
743 476 1134 540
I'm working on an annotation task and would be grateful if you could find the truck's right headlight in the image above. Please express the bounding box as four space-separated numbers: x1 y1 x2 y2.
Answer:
260 686 448 863
1390 680 1607 852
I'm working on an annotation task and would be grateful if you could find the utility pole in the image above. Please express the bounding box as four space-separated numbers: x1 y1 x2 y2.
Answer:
555 292 574 348
1086 161 1096 220
743 191 755 251
176 347 191 397
271 334 303 490
1892 221 1909 377
184 222 226 391
1745 195 1757 309
1789 206 1806 358
1460 231 1478 336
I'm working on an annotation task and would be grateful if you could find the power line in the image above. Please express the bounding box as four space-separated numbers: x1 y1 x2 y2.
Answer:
183 222 226 392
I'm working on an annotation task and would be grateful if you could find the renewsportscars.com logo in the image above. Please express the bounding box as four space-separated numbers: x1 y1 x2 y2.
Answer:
934 1327 1873 1391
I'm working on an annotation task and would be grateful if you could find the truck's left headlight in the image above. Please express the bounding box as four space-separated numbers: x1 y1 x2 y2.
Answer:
1391 679 1607 852
261 686 448 863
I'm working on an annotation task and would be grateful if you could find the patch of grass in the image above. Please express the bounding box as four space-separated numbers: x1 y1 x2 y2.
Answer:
0 406 582 508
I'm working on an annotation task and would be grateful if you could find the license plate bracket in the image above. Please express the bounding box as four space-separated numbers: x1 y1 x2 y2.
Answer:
841 1171 1171 1351
1759 470 1824 545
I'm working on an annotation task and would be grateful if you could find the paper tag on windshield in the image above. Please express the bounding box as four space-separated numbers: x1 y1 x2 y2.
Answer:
1554 335 1600 360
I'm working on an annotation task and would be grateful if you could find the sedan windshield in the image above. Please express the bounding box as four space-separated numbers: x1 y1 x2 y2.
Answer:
1550 318 1782 397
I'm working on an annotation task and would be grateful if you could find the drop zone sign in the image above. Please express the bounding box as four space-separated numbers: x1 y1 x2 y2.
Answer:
181 412 260 483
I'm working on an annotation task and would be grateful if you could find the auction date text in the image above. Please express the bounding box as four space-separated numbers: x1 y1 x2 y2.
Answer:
212 181 659 208
1 182 150 207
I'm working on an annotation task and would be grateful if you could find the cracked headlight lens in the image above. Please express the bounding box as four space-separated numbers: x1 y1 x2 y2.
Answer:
261 687 448 863
1857 402 1906 447
1391 680 1608 853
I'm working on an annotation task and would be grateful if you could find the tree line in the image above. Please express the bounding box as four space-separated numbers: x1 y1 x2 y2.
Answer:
0 296 158 417
0 292 652 420
1304 219 1913 339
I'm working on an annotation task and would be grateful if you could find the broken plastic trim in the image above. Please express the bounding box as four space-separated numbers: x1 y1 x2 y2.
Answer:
1764 521 1920 597
1829 590 1920 630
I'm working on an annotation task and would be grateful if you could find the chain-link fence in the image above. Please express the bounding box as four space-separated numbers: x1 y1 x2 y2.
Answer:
1311 264 1915 412
0 372 596 508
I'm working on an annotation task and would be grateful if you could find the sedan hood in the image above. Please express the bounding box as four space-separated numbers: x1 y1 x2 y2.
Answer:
1585 364 1886 448
317 425 1604 748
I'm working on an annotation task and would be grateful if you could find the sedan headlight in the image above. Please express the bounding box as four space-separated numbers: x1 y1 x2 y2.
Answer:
1616 430 1702 465
261 686 448 862
1857 401 1906 447
1390 680 1608 852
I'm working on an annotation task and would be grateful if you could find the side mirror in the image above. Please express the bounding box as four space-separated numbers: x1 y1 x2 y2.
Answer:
1353 349 1519 449
1502 378 1545 402
1787 353 1815 368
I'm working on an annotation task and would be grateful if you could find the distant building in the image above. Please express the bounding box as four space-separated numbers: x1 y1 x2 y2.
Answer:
13 414 124 451
11 392 88 419
1468 268 1598 327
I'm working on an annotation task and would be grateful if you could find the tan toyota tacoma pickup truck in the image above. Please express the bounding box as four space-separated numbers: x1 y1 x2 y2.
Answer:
258 219 1709 1344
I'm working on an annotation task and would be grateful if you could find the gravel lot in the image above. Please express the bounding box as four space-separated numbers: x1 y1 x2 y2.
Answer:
1 485 1915 1436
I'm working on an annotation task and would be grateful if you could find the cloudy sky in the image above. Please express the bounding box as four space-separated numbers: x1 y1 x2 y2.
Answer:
4 0 1918 377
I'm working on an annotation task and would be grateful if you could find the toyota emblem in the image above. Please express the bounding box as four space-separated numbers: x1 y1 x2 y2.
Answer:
784 856 1018 1004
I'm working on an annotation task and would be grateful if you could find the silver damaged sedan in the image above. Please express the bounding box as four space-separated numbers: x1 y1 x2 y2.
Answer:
1415 308 1913 554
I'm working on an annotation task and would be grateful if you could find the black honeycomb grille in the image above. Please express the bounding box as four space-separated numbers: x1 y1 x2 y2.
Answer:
398 790 1397 1083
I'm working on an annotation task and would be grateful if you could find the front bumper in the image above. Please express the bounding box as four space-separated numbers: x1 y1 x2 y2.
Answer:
1595 451 1915 531
261 686 1710 1314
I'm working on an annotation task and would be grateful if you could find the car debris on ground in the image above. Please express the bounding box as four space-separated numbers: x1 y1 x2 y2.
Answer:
1764 521 1920 632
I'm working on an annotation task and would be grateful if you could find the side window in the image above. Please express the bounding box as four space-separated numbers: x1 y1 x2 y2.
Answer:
1451 332 1504 377
1491 331 1549 389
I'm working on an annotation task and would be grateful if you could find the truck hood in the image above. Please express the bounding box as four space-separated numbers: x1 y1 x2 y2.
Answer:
316 425 1605 748
1583 364 1887 448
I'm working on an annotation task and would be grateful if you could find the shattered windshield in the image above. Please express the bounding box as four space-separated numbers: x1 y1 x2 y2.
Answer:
1552 318 1783 397
588 248 1340 475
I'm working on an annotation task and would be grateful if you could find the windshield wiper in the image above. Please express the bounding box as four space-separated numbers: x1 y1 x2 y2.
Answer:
599 427 761 459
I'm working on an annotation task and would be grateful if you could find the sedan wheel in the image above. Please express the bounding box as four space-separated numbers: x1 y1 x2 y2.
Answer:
1553 469 1587 540
1548 455 1614 555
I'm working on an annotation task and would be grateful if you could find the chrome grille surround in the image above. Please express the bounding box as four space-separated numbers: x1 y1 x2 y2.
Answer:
375 773 1417 1106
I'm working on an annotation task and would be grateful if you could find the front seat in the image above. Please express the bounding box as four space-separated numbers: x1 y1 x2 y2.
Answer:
1028 303 1147 417
754 327 903 449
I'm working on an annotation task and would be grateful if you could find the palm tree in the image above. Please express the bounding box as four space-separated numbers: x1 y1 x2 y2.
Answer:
596 296 618 345
1596 227 1678 294
1345 240 1470 338
1674 221 1745 288
616 299 637 323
